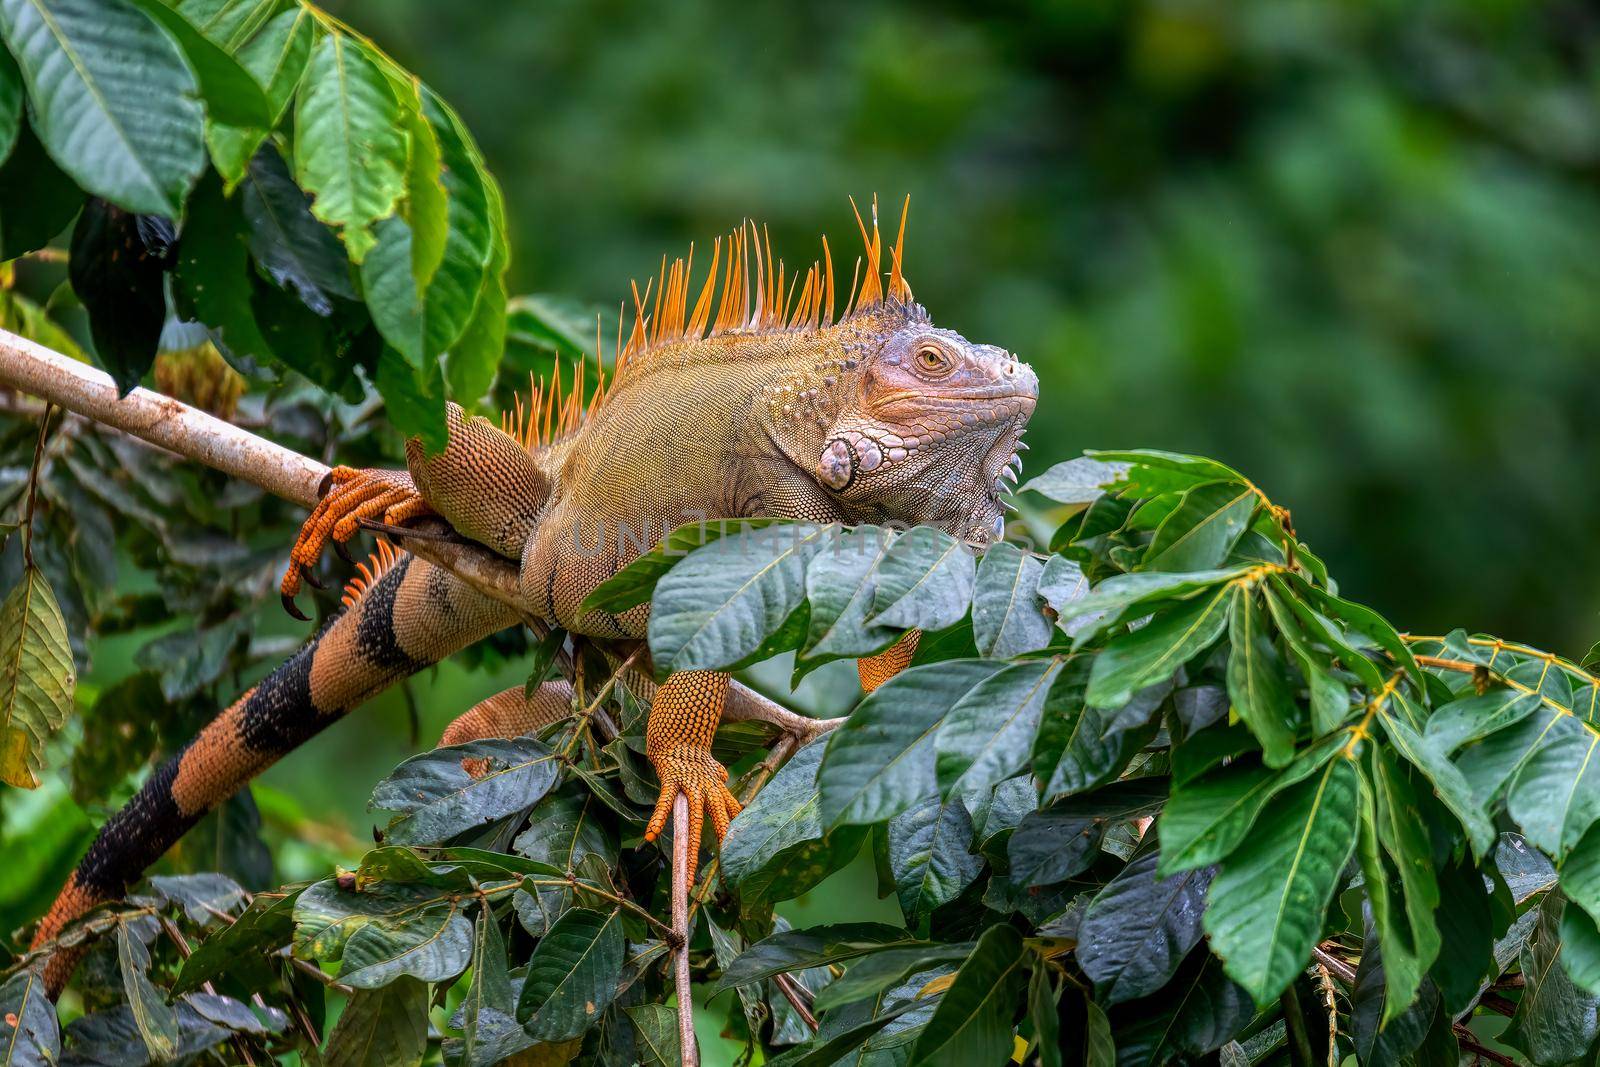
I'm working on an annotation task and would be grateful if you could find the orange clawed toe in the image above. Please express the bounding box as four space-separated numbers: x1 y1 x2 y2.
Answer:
279 466 435 619
643 750 743 864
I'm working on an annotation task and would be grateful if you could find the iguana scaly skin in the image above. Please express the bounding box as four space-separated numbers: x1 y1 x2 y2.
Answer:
33 204 1038 993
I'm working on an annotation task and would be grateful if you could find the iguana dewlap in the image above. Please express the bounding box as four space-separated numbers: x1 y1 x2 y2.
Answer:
34 203 1038 994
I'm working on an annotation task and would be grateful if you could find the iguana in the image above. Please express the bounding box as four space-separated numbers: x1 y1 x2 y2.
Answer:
31 201 1038 994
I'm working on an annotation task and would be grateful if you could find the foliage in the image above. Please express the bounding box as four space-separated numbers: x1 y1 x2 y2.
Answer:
0 2 1594 1066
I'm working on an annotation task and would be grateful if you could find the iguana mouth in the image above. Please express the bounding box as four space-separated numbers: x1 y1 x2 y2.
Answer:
982 412 1031 504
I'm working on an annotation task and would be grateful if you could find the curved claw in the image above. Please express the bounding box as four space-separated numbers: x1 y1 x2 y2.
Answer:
317 469 336 498
644 750 742 864
333 538 356 564
299 563 325 591
281 592 309 621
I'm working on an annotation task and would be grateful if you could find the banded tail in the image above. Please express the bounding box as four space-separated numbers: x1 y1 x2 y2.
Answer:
31 552 516 995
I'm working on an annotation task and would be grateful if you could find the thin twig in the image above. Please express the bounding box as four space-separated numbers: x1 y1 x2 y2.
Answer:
1454 1030 1519 1067
21 402 51 566
672 793 699 1066
274 947 355 995
772 972 818 1031
160 916 258 1067
1312 944 1357 985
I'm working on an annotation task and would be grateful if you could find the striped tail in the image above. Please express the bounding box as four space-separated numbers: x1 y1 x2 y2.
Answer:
32 553 516 996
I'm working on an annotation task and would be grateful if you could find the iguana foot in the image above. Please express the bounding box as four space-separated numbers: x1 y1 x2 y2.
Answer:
280 466 436 617
645 748 743 865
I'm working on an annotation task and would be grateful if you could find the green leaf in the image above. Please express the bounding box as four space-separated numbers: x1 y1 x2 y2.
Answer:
868 525 976 632
1142 480 1256 572
0 564 75 789
172 169 274 367
0 0 204 216
971 541 1053 658
0 47 21 164
887 794 983 927
69 199 170 393
375 343 447 452
1087 583 1231 708
1109 953 1253 1060
419 88 494 362
1422 689 1543 755
722 738 867 906
1202 757 1360 1006
204 6 315 188
323 975 428 1067
294 876 474 987
1018 456 1129 503
1560 897 1600 996
1563 823 1600 925
0 969 60 1067
714 923 915 992
515 907 624 1041
1357 747 1441 1024
1078 849 1214 1004
1429 859 1495 1015
908 924 1029 1067
1300 581 1422 687
173 888 299 995
239 143 356 313
647 523 831 673
1504 892 1600 1066
361 214 425 363
128 0 270 127
935 657 1063 797
624 1003 683 1067
1088 448 1244 485
117 923 180 1062
1226 586 1299 767
1084 998 1116 1067
1008 779 1166 886
819 659 1006 827
0 123 83 258
1348 927 1438 1067
293 32 408 261
1028 967 1061 1067
1380 711 1495 859
457 908 524 1062
797 525 900 674
1506 723 1600 861
1032 656 1149 801
577 517 783 618
369 736 559 845
811 942 974 1013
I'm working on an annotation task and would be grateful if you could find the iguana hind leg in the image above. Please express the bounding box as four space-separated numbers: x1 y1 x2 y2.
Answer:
438 682 575 746
643 670 743 864
858 630 921 693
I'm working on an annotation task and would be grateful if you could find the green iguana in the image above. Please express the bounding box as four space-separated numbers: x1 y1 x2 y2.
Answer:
32 201 1038 994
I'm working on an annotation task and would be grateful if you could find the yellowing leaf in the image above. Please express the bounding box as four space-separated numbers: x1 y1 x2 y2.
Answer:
0 563 76 788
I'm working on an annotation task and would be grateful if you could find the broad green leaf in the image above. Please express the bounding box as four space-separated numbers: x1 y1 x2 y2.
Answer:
173 888 299 995
908 924 1029 1067
1051 566 1247 634
1563 823 1600 925
1036 553 1088 621
515 907 624 1041
324 975 428 1067
1028 967 1062 1067
1423 689 1543 756
294 32 407 261
819 659 1006 827
1301 580 1422 686
648 523 831 673
419 89 494 361
205 6 315 188
0 48 20 164
240 143 357 314
577 517 783 618
1085 998 1116 1067
1087 448 1244 485
1357 748 1441 1024
624 1003 682 1067
0 124 82 260
1504 892 1600 1066
1108 953 1253 1061
446 239 506 405
713 922 915 991
1381 712 1495 858
172 169 275 367
1348 927 1438 1067
0 0 205 216
361 214 425 363
868 525 976 632
128 0 270 128
375 343 447 453
69 200 169 393
797 524 900 673
1226 586 1299 767
1008 779 1166 886
117 923 179 1062
811 942 973 1013
1032 656 1149 801
1267 574 1387 692
369 736 558 845
149 872 245 925
0 969 59 1067
294 877 474 988
722 738 867 906
1078 849 1214 1004
1142 480 1255 572
971 541 1052 658
1203 757 1359 1006
1429 859 1495 1015
935 657 1061 798
1561 897 1600 996
1018 456 1129 503
457 908 524 1067
1507 723 1600 861
0 564 75 789
1087 583 1231 708
887 794 983 927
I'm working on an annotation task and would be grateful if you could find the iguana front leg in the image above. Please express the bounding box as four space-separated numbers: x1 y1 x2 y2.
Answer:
643 671 743 862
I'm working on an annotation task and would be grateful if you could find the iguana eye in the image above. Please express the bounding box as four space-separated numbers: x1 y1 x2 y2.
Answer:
915 343 954 377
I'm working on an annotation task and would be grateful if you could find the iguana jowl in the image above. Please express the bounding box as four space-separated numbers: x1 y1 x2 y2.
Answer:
33 202 1038 992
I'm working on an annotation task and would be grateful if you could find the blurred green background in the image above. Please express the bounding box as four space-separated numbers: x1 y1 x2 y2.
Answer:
339 0 1600 657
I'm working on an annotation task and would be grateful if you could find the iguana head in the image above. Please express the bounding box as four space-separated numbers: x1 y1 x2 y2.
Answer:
798 300 1038 545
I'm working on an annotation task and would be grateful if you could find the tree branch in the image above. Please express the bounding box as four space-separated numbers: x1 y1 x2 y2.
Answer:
672 793 700 1066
